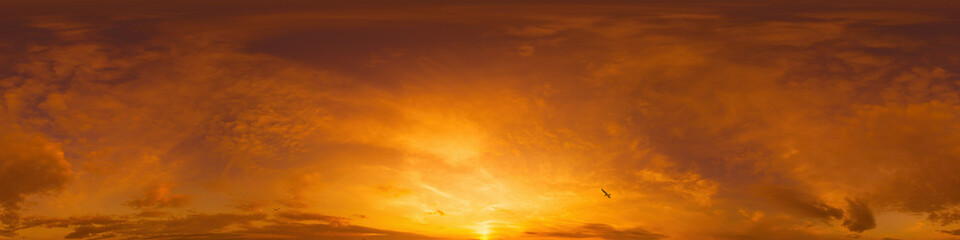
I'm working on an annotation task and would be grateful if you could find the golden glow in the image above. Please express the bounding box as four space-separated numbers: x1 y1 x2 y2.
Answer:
476 221 492 240
2 1 960 240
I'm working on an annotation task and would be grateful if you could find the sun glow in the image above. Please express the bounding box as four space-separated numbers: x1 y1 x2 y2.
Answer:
475 221 492 240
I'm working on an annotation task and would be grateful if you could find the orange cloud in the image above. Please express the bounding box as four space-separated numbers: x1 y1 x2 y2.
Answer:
0 125 72 236
126 183 191 209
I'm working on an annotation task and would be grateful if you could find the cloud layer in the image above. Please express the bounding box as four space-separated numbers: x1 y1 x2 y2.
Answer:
1 1 960 239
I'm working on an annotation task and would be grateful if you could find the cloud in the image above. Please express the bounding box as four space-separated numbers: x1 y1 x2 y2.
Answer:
0 125 73 236
231 200 265 213
525 223 665 240
65 224 125 239
135 211 168 218
1 1 960 239
275 210 349 226
0 127 72 208
517 44 535 57
18 210 435 240
505 25 559 37
278 173 322 209
798 11 944 25
940 229 960 236
21 213 264 239
239 223 441 240
842 198 876 233
761 187 843 221
126 183 192 209
928 209 960 226
427 210 446 216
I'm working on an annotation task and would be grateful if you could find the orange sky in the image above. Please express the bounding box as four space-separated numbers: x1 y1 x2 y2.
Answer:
2 1 960 239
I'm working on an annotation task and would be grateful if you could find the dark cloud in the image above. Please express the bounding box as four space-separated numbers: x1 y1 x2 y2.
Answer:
239 223 441 240
761 187 843 221
65 224 126 239
275 210 349 226
0 125 73 236
21 213 262 239
939 229 960 236
0 127 72 208
135 211 168 218
928 208 960 226
525 223 665 240
18 210 435 240
842 198 876 233
19 215 122 230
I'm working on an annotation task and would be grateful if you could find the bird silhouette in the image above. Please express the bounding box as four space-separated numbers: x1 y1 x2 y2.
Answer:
274 208 280 211
601 188 612 198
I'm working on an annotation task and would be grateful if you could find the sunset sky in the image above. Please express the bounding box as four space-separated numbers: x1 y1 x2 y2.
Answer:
2 1 960 239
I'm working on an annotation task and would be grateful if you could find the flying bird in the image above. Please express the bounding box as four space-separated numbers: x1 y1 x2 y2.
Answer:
602 188 612 198
274 208 280 211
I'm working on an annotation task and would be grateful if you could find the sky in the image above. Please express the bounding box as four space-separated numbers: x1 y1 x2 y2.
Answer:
2 1 960 239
